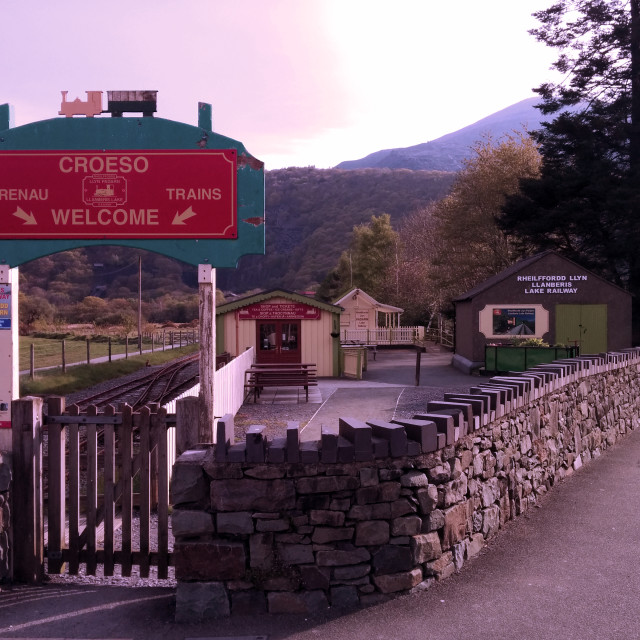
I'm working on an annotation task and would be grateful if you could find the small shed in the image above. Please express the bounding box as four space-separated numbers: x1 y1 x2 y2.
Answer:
216 289 343 377
335 288 403 336
453 251 633 373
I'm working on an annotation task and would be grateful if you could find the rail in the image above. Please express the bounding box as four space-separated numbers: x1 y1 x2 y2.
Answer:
341 326 421 345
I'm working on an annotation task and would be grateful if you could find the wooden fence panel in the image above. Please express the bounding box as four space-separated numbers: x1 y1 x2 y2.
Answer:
103 404 116 576
46 397 65 574
121 404 133 577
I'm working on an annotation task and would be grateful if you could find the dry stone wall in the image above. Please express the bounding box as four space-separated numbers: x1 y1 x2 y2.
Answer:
172 351 640 620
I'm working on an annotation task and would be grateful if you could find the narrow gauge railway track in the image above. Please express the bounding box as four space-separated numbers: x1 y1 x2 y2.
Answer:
72 353 199 411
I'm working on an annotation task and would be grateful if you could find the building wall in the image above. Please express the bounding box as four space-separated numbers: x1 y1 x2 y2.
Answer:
219 297 338 377
455 253 632 366
339 295 376 332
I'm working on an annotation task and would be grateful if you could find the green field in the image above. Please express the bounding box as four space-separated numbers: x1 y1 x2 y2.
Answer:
20 342 199 397
20 334 194 372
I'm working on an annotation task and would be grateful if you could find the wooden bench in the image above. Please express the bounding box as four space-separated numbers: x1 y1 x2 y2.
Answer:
244 366 318 402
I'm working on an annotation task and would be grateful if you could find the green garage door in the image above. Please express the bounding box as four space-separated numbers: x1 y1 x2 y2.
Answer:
555 304 607 354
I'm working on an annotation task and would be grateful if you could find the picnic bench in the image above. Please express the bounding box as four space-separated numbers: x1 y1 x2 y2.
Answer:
244 364 318 402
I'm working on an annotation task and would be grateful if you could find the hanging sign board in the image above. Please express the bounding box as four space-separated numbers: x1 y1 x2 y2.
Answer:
0 149 237 239
239 302 321 320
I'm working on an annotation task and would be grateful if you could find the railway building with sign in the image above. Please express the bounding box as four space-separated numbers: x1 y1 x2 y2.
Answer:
452 251 633 373
216 290 343 376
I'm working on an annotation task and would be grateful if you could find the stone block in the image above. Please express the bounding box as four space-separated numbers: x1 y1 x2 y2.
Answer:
171 454 209 506
424 550 453 577
413 413 455 445
256 518 290 532
321 426 338 463
316 548 371 566
359 467 379 487
422 508 445 533
211 478 296 511
355 520 390 546
266 437 286 463
372 545 413 575
337 436 355 462
300 564 331 589
333 563 370 580
175 581 230 622
250 532 274 570
416 485 438 514
330 585 360 609
217 511 254 534
442 503 468 550
171 509 215 538
310 509 345 527
175 540 246 581
246 425 266 462
400 470 429 488
227 442 246 462
297 475 359 494
411 532 442 563
366 420 408 457
372 436 390 458
267 590 329 615
299 440 321 464
339 417 373 461
278 543 315 565
391 516 421 536
466 532 484 559
348 503 392 520
373 568 423 594
287 422 300 463
312 527 355 544
391 498 417 518
392 418 438 453
230 589 267 615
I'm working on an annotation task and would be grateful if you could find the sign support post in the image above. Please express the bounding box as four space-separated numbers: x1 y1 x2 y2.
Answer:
198 264 216 444
0 266 18 452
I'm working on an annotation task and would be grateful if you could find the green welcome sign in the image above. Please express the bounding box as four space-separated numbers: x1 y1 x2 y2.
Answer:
0 97 265 267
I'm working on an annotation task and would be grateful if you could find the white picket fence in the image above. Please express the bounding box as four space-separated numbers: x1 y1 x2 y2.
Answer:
163 347 255 462
341 326 422 345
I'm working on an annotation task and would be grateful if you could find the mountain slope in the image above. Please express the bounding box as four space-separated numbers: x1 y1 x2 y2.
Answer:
336 97 545 172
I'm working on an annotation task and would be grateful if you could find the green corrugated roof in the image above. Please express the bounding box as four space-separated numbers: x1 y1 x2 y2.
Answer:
217 289 343 315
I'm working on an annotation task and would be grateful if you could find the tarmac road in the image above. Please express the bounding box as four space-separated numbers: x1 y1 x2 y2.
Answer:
3 346 640 639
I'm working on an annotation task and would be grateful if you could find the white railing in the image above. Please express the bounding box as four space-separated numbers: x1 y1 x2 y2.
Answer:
213 347 255 419
163 347 255 458
341 327 422 345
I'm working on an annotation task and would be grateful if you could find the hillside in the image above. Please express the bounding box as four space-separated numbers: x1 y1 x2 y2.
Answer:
216 167 455 293
336 97 544 172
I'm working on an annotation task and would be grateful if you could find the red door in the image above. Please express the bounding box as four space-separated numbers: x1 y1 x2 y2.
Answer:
256 320 301 364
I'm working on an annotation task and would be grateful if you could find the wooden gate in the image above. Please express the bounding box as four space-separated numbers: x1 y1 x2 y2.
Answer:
12 396 173 583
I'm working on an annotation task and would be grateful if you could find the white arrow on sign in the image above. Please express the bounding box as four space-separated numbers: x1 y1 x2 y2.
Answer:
172 206 197 225
13 206 37 225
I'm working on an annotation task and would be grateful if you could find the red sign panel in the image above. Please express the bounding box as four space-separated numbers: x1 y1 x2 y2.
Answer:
0 150 237 239
239 302 321 320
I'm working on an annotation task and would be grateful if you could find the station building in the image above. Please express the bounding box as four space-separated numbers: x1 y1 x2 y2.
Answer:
216 289 343 376
334 287 404 338
452 251 633 373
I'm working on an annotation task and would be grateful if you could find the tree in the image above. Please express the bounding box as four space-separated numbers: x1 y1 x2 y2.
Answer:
317 214 399 302
499 0 640 333
426 134 542 311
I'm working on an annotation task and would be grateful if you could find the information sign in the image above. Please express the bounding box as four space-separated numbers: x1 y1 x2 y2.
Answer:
0 285 10 329
239 302 321 320
0 150 237 239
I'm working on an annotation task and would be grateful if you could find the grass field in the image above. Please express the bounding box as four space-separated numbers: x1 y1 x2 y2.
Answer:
20 334 194 372
20 342 199 397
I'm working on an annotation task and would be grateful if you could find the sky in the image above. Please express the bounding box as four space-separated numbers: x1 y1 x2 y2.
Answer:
2 0 558 170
